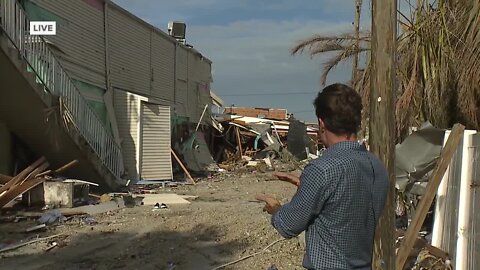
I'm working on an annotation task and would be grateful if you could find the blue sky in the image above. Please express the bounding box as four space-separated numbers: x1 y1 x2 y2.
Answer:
113 0 374 121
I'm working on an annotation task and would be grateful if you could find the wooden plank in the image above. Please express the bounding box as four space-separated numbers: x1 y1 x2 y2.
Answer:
369 0 397 268
235 126 243 158
35 170 52 178
54 160 79 175
0 174 12 185
232 119 248 126
0 178 47 208
21 162 49 185
0 233 64 253
0 157 46 196
171 149 195 185
395 124 465 269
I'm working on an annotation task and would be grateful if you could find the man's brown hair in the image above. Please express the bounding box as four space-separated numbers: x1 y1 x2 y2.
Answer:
313 83 362 135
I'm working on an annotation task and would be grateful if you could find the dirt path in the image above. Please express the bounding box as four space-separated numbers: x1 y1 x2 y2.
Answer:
0 172 305 270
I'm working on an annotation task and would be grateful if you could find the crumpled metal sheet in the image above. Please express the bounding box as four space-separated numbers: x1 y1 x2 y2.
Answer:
180 131 218 172
395 122 445 193
287 120 310 160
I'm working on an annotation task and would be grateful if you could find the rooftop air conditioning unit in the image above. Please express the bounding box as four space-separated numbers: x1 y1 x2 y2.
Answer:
168 21 186 40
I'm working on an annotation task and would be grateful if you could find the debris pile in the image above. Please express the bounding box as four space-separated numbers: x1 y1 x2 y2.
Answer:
0 157 78 209
393 123 473 269
206 114 319 175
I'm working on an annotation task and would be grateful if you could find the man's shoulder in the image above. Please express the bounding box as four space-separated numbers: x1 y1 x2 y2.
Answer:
308 150 359 172
309 153 346 168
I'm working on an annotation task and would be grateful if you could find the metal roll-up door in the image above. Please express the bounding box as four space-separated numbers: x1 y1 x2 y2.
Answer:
140 102 172 180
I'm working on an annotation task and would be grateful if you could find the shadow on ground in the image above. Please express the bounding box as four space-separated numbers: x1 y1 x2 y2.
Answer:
0 224 246 270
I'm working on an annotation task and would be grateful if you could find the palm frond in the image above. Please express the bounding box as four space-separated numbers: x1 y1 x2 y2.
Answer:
290 32 369 55
320 45 368 86
292 0 480 139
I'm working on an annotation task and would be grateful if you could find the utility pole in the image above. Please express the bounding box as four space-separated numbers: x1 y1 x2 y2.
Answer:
351 0 362 88
369 0 397 269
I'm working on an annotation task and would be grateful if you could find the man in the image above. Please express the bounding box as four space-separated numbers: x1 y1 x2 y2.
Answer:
256 83 389 270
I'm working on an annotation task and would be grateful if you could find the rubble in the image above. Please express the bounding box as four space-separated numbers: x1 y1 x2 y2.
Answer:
0 120 473 270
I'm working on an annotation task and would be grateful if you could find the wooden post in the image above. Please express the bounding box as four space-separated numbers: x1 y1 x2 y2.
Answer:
235 126 243 158
352 0 362 87
396 124 464 269
369 0 397 269
171 148 196 185
54 160 79 174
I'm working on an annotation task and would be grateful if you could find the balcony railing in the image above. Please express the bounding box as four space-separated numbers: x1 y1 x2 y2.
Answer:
0 0 123 179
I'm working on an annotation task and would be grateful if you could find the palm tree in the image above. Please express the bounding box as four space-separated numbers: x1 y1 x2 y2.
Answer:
292 0 480 141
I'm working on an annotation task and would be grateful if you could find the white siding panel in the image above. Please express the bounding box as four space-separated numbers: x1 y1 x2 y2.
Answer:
151 33 175 101
187 51 198 82
108 6 151 96
187 81 199 122
175 103 188 118
114 90 139 179
199 60 212 83
185 51 212 123
175 79 187 106
140 103 172 180
32 0 106 88
176 46 188 81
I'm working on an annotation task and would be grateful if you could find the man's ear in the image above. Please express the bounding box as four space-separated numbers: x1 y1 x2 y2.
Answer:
318 118 325 130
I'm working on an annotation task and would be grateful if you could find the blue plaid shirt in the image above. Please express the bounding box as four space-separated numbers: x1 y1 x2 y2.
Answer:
272 141 389 270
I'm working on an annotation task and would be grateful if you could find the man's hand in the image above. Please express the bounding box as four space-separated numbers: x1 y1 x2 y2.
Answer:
272 172 300 187
255 193 281 215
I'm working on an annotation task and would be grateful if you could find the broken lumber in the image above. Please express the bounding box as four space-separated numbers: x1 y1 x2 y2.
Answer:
0 174 12 185
54 160 79 174
0 178 47 208
396 124 464 269
171 149 196 185
0 157 46 195
21 161 49 185
35 170 52 178
235 126 243 158
0 233 64 253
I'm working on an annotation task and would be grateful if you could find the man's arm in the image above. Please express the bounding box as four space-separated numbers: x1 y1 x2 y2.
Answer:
272 172 301 187
271 164 331 238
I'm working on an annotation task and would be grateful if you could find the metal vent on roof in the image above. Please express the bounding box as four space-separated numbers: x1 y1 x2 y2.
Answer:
167 21 186 40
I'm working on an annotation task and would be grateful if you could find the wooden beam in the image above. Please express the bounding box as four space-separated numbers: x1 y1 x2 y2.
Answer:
0 174 12 185
396 124 464 269
0 157 46 196
35 170 52 178
54 160 79 175
171 149 196 185
0 178 47 208
352 0 362 87
235 126 243 158
369 0 397 268
21 162 49 185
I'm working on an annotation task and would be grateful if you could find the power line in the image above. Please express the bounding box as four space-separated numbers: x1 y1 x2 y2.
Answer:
219 91 317 97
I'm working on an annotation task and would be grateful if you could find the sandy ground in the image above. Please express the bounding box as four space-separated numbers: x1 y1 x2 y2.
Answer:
0 171 306 270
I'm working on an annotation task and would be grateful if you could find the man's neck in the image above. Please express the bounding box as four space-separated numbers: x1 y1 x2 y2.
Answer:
324 132 357 148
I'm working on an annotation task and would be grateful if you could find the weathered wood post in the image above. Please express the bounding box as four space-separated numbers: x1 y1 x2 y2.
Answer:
352 0 362 88
369 0 397 269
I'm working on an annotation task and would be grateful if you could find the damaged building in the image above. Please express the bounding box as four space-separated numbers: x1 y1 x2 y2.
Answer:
0 0 216 188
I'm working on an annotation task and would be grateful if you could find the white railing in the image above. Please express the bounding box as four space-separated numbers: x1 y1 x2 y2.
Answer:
0 0 123 179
